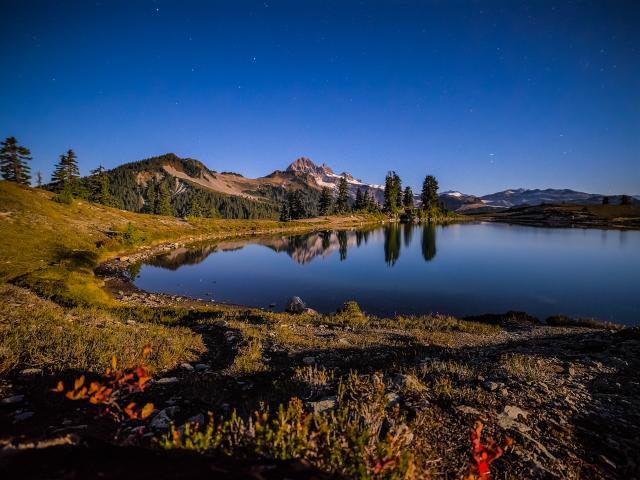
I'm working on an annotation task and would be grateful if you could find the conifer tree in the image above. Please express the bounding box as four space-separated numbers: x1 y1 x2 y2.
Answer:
289 190 306 219
354 187 364 210
35 171 43 188
421 175 439 210
51 149 81 193
336 176 349 213
318 186 333 216
393 173 402 208
384 171 401 214
279 196 291 221
0 137 32 185
145 181 157 213
88 165 114 206
403 186 414 209
156 181 173 216
362 189 370 211
189 190 204 217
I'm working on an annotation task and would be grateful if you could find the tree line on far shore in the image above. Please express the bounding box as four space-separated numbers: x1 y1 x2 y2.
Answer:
279 171 444 221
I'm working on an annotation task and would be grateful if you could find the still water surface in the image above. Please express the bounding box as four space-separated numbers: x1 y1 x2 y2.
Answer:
134 223 640 324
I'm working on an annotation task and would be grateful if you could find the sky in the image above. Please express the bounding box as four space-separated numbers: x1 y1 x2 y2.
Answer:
1 0 638 196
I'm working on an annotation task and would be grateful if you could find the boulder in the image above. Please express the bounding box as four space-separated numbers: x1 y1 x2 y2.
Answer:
285 296 306 314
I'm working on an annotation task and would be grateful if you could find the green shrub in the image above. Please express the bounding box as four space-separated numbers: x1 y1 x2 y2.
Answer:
157 373 416 479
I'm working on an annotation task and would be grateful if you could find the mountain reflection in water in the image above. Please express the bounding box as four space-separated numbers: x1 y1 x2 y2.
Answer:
146 225 438 270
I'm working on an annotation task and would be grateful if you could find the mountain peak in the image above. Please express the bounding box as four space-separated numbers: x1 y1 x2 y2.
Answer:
286 157 334 176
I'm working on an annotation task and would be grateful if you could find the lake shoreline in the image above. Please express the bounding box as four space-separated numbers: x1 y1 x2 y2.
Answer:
112 221 638 325
474 203 640 230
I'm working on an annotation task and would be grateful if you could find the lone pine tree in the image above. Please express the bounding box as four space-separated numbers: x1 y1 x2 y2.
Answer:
0 137 32 185
51 149 81 193
421 175 439 210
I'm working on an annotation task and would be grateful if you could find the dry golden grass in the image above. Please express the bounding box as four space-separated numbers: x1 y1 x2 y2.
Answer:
0 284 204 374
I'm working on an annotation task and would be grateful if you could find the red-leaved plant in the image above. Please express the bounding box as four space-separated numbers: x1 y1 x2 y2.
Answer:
53 345 154 422
464 420 513 479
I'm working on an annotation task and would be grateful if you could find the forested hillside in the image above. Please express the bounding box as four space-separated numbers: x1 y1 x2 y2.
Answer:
104 154 282 219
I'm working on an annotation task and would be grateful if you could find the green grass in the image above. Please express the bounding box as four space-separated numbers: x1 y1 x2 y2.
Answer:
0 284 204 374
0 181 379 307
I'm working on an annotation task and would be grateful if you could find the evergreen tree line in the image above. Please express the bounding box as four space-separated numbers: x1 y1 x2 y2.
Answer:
278 188 323 221
382 170 442 216
280 176 382 221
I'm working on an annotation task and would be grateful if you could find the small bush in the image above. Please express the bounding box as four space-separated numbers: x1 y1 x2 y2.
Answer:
225 338 267 375
294 365 334 389
333 301 368 327
53 189 74 205
499 353 547 382
120 222 146 246
157 373 416 479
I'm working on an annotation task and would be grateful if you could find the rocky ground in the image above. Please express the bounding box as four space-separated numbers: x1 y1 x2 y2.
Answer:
1 287 638 479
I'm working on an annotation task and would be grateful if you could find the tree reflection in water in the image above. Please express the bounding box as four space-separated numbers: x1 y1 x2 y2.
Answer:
422 224 437 262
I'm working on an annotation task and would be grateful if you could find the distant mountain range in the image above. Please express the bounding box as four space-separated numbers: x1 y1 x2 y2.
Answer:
100 153 637 218
439 188 639 213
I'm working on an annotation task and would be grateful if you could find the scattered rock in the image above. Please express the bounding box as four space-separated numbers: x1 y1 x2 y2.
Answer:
19 368 43 377
150 412 171 430
179 363 194 371
224 331 239 342
498 415 531 433
483 381 499 392
302 356 316 365
599 454 617 470
337 338 351 346
214 320 229 327
186 413 205 426
1 395 25 405
503 405 529 420
307 396 336 414
456 405 481 416
194 364 209 372
304 308 319 315
285 296 306 314
386 392 401 407
150 406 180 430
156 377 179 385
13 411 35 423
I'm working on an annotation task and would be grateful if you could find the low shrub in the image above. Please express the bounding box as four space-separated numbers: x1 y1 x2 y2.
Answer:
157 373 416 479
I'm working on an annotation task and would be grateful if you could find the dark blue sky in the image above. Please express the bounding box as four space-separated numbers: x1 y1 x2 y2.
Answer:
1 0 638 195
